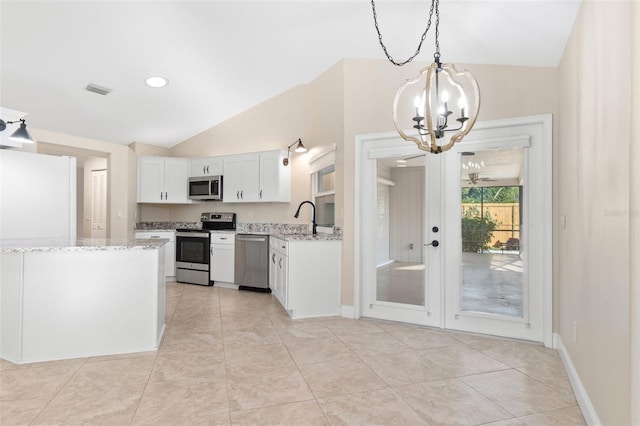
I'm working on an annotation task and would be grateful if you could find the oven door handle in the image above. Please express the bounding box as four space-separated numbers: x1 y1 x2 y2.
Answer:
176 232 210 238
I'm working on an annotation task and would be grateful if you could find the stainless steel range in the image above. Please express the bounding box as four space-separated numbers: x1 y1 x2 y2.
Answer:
175 212 236 286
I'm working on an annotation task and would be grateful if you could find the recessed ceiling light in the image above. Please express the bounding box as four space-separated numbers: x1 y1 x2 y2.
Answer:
396 159 407 163
145 76 169 88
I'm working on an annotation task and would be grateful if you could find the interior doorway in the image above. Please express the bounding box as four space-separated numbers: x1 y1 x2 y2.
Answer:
91 169 108 239
356 115 553 346
37 143 110 239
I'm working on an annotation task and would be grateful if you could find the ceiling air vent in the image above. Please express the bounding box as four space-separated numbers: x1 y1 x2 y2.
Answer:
85 83 112 96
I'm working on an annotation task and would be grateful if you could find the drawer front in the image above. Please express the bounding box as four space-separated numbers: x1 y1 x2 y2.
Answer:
211 233 235 244
135 231 175 242
270 237 288 255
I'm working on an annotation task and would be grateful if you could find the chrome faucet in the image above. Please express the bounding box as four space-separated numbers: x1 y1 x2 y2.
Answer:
294 201 317 235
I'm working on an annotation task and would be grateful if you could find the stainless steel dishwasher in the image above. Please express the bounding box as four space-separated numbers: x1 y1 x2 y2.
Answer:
234 234 270 292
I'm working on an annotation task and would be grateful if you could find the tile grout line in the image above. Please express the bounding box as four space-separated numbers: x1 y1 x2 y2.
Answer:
27 357 87 426
269 316 334 425
128 282 181 426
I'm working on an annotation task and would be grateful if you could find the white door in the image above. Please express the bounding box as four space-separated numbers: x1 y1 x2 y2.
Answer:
361 141 441 327
358 115 552 345
90 169 107 239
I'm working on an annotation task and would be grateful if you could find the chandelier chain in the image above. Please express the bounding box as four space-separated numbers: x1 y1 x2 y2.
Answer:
371 0 438 67
434 0 440 60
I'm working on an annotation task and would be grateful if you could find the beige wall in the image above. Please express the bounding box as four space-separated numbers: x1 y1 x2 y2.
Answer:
631 2 640 423
557 1 636 424
30 129 137 240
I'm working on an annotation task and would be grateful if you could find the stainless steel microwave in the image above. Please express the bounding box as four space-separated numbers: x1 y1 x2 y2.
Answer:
188 176 223 200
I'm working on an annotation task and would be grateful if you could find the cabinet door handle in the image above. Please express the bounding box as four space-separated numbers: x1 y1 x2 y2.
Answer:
260 189 262 199
160 192 163 200
236 190 240 199
203 166 206 174
206 165 209 174
272 253 276 263
210 246 213 255
278 258 282 268
165 192 168 200
240 190 243 199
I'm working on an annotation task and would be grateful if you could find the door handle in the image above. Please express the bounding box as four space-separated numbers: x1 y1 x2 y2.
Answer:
160 192 163 200
206 165 209 174
425 240 439 247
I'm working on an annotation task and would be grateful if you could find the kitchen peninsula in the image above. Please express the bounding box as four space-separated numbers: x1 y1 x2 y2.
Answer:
0 238 167 364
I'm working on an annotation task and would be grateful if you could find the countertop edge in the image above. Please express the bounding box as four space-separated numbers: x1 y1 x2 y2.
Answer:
0 238 168 253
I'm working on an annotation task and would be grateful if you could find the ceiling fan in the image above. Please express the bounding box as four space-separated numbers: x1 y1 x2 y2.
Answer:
466 172 496 185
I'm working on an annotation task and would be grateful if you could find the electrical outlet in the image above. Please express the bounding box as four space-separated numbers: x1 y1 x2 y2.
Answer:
573 321 578 344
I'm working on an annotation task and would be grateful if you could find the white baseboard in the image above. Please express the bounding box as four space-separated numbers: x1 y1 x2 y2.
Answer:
555 333 602 426
341 305 356 319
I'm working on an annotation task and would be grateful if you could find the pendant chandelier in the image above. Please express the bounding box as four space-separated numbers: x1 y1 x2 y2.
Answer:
371 0 480 154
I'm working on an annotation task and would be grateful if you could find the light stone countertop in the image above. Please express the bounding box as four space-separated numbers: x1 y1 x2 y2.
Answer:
0 238 168 253
132 221 343 241
268 232 342 241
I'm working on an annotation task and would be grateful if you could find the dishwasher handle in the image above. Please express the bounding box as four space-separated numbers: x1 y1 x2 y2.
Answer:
236 235 268 243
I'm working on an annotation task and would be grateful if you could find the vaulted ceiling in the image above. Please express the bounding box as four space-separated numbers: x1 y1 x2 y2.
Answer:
0 1 581 148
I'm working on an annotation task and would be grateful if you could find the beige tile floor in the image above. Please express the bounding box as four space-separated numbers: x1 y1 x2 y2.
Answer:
1 282 586 425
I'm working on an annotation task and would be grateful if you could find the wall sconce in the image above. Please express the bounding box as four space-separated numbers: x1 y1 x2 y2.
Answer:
0 118 34 143
282 138 307 166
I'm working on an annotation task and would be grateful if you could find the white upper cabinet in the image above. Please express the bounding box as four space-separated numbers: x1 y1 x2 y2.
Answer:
189 157 223 177
138 157 189 203
223 150 289 203
259 150 290 202
223 153 259 202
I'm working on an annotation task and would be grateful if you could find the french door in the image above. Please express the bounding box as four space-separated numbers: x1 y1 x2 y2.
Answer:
358 115 552 345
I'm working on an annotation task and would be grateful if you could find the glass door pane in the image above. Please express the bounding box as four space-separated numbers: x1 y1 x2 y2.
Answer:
459 148 524 317
375 156 425 306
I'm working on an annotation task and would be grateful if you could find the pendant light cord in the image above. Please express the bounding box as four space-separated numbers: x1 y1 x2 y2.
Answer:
371 0 439 67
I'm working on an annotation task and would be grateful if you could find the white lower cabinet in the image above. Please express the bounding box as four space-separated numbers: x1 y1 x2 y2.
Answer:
211 233 235 283
135 231 175 278
270 237 289 309
269 237 341 318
